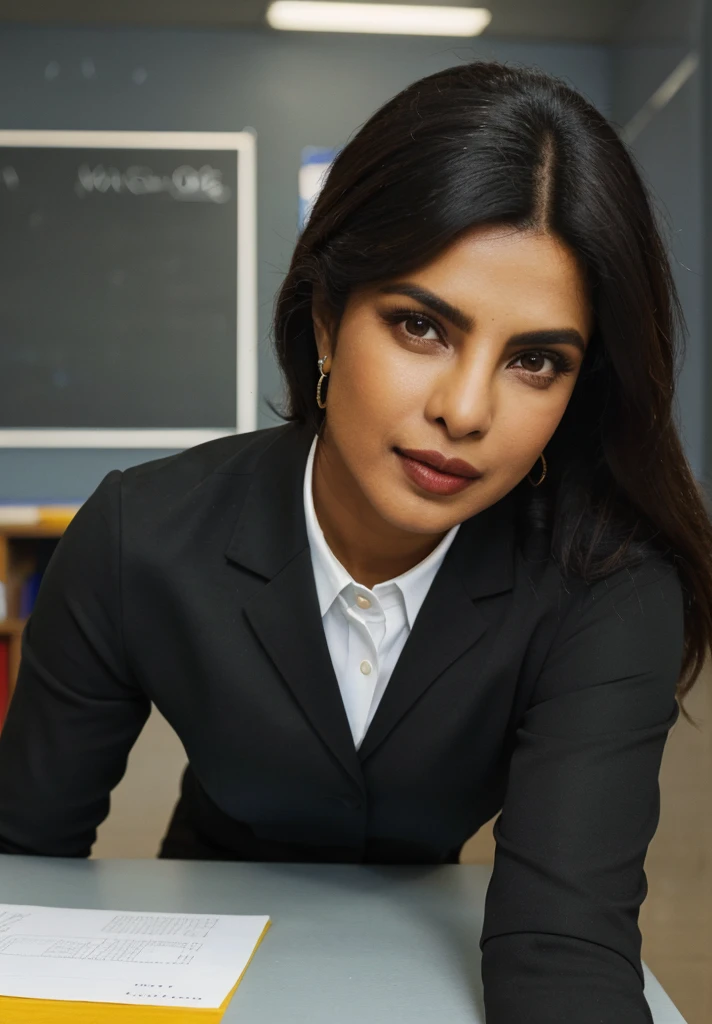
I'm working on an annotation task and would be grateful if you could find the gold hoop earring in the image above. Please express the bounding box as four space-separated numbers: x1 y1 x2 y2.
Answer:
527 452 547 487
316 356 329 409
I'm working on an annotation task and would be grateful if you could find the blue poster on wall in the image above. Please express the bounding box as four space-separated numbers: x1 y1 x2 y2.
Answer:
299 146 340 231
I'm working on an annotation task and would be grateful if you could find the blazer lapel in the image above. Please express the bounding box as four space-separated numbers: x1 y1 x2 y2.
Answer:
223 423 365 792
223 421 518 779
357 489 518 762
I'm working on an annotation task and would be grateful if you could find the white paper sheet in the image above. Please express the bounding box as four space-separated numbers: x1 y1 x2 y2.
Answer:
0 904 270 1008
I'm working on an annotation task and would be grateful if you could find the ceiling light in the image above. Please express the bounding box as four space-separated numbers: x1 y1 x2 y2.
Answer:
266 2 492 36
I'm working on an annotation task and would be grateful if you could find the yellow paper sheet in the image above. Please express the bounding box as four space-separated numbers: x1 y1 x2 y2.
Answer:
0 920 271 1023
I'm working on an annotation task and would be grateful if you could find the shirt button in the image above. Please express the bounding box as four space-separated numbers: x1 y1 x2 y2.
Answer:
360 660 372 675
356 595 371 609
339 796 362 810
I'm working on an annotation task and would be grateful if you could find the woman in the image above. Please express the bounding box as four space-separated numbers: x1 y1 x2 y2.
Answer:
0 60 711 1023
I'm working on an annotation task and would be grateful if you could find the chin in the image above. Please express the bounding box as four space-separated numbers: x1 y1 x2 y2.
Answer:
377 496 464 536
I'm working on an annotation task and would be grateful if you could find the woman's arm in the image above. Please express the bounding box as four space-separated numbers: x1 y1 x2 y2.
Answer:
480 556 685 1023
0 471 151 856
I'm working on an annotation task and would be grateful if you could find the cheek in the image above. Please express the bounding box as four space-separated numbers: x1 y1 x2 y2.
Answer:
496 392 570 462
331 337 421 419
328 358 382 421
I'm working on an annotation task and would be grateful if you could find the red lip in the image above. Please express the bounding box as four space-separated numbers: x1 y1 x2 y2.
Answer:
395 448 482 479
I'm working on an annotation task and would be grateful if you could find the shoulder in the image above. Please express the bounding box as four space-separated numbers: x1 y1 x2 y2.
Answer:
95 422 295 520
510 489 683 631
527 546 685 727
75 422 297 550
559 547 684 630
121 422 292 495
540 538 685 662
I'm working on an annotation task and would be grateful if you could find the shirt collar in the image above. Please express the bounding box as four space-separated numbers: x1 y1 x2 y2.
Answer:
303 433 461 627
304 434 352 617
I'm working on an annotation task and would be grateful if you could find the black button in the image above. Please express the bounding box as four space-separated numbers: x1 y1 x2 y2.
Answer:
337 796 362 810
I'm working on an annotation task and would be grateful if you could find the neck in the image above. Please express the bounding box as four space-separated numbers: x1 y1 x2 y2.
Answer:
311 431 448 589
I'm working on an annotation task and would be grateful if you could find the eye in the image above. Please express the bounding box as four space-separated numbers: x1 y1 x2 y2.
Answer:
509 350 574 384
402 314 440 340
380 308 444 344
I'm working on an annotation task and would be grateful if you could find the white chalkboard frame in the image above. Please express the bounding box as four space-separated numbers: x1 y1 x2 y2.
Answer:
0 129 257 448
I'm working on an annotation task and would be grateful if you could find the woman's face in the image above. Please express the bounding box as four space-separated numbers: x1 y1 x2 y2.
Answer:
313 224 593 537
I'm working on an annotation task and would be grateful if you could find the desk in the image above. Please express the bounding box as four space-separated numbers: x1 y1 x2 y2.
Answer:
0 857 687 1023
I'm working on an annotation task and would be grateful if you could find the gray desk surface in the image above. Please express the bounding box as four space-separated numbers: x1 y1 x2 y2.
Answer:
0 858 686 1023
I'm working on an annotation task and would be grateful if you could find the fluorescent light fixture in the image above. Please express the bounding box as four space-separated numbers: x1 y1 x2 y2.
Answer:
622 51 698 143
266 2 492 36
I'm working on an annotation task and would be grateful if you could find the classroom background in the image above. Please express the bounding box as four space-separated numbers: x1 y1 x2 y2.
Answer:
0 2 709 1022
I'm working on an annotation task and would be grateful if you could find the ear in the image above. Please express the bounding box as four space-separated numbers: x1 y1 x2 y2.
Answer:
311 284 334 361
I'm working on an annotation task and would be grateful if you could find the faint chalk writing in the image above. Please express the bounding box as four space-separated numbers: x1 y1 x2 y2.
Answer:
0 166 19 190
75 163 231 203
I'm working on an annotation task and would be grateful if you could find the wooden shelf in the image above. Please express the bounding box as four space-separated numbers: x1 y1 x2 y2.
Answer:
0 619 25 636
0 517 73 713
0 522 75 539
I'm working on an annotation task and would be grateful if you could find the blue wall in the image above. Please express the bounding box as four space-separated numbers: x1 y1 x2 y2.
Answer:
612 0 704 481
1 26 613 500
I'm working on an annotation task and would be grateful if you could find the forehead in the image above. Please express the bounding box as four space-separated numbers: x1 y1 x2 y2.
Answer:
434 224 585 288
392 224 592 331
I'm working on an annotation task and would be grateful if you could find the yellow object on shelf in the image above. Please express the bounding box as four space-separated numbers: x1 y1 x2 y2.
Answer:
38 506 79 523
0 505 79 529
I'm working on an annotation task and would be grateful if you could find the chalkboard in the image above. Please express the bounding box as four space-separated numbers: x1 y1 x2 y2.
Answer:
0 130 257 448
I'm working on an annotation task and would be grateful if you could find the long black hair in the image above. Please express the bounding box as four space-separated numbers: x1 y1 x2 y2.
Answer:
270 59 712 719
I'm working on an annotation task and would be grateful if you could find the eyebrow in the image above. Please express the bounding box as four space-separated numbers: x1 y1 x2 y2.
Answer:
377 282 587 356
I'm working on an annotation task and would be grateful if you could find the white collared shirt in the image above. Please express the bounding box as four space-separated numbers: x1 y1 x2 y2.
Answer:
303 433 460 749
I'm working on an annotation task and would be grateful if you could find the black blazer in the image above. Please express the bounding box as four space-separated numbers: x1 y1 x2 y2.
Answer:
0 420 684 1023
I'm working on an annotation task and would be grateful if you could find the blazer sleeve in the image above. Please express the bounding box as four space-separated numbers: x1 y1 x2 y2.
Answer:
480 555 685 1024
0 471 151 857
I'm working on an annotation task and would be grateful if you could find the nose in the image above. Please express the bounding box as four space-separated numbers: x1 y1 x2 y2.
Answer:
424 354 494 439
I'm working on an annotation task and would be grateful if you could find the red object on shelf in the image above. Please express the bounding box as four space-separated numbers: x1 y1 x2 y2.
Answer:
0 638 8 730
